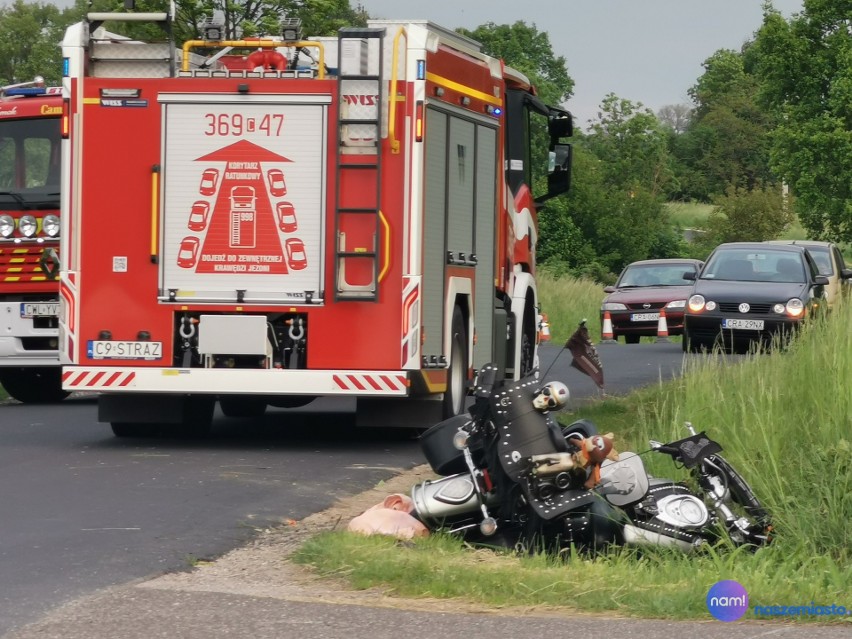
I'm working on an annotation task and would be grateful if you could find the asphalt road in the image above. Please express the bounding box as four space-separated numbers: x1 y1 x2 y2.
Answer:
539 338 693 401
0 340 691 636
0 398 424 635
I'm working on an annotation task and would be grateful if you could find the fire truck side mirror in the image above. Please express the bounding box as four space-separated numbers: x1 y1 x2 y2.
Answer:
546 143 572 195
549 115 573 140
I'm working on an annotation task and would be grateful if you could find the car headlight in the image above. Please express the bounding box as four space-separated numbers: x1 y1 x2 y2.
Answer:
665 299 686 309
687 294 705 312
772 303 785 314
601 302 628 311
42 214 60 237
0 214 14 238
18 215 37 238
786 298 805 317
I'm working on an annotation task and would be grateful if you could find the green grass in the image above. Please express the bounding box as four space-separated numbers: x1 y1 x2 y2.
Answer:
776 216 809 241
665 201 715 230
536 271 607 344
295 532 851 619
293 284 852 621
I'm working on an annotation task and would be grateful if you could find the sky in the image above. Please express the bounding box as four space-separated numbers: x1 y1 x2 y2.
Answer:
356 0 805 129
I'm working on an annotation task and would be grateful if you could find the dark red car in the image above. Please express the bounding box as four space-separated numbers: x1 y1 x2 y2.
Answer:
600 258 704 343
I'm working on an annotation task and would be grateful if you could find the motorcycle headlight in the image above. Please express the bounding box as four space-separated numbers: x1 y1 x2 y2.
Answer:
42 214 60 237
0 214 14 238
602 302 628 311
786 298 805 317
666 299 686 309
676 496 708 525
687 294 705 312
18 215 37 238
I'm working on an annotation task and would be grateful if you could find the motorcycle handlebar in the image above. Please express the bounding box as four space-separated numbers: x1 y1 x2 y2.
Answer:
650 441 682 457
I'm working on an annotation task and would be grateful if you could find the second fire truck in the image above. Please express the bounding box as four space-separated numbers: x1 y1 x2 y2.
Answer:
0 79 66 404
59 8 573 435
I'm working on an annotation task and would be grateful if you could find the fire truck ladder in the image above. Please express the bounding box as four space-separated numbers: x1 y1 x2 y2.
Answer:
86 10 177 78
334 28 385 302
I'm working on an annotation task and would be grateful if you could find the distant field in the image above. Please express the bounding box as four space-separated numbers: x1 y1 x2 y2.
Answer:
664 202 714 229
665 201 812 242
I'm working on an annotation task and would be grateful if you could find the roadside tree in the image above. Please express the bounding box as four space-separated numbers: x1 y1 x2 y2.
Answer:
0 0 80 86
671 48 775 201
749 1 852 242
701 183 793 249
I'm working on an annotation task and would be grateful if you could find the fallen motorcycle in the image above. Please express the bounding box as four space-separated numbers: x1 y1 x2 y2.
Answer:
412 364 772 554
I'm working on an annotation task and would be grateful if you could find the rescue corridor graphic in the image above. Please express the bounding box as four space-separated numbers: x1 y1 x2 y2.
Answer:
181 140 295 274
161 101 323 303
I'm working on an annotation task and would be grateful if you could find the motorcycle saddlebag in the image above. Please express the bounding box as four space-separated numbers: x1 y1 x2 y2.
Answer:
420 414 480 475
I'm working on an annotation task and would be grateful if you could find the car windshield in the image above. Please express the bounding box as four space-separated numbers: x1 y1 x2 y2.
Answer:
618 264 695 287
702 250 806 283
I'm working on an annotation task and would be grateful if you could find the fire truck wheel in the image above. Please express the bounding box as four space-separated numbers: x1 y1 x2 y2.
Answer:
179 395 216 437
219 395 268 418
111 422 160 438
266 396 316 409
520 306 536 376
0 367 69 404
443 307 468 419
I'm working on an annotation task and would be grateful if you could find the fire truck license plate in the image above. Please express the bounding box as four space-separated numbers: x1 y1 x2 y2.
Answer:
20 303 59 318
88 341 163 360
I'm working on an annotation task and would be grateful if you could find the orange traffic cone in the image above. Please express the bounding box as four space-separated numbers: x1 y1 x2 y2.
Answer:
601 311 617 343
538 313 551 342
656 309 670 342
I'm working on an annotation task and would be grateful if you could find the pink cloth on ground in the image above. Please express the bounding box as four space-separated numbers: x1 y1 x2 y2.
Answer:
347 493 429 540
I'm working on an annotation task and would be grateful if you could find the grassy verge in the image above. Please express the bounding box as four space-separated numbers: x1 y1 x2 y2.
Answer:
536 271 605 344
293 285 852 622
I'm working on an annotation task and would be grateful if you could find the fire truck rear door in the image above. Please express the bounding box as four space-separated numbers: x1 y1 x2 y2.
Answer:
158 94 330 304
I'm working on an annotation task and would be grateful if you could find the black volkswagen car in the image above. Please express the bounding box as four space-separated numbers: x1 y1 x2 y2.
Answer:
683 242 829 352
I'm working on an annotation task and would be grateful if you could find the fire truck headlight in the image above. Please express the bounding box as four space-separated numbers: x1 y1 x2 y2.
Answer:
0 214 14 238
19 215 37 238
43 214 60 237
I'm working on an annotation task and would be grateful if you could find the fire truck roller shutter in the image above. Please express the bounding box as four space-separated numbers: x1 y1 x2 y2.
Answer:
473 125 497 370
157 96 329 304
422 106 498 370
421 108 447 362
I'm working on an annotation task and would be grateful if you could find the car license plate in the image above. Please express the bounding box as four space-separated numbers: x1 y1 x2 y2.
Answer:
20 302 59 318
87 340 163 360
630 313 660 322
723 318 764 330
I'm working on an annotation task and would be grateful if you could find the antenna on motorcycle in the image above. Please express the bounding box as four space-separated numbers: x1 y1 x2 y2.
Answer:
539 318 585 381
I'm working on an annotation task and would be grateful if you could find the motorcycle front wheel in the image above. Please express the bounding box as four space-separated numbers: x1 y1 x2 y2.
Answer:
704 454 772 547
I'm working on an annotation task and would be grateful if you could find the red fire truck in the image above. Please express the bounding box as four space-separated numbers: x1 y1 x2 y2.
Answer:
0 79 67 404
59 8 573 436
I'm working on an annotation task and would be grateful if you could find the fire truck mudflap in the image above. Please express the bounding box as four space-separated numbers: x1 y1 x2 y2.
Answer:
159 96 328 304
